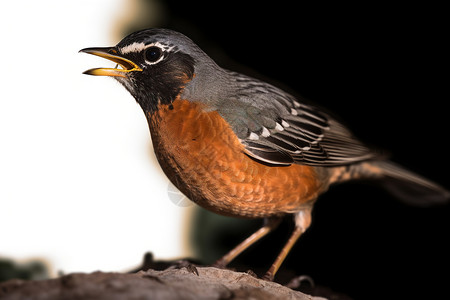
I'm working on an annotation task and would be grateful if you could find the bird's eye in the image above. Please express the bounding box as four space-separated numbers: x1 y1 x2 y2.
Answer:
144 46 163 64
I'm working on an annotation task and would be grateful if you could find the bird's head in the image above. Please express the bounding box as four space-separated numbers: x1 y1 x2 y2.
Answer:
80 28 217 113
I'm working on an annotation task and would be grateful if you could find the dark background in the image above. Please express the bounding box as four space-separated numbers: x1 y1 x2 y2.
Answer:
121 2 449 299
1 2 447 299
138 2 450 299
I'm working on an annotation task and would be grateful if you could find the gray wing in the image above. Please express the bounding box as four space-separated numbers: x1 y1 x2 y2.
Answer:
218 74 377 167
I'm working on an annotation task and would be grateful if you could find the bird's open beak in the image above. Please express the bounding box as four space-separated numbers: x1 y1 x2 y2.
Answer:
79 47 142 78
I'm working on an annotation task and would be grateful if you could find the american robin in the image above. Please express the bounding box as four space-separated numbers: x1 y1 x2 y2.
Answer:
80 28 449 280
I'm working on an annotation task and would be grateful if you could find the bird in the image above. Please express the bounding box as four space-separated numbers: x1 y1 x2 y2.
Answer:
80 28 449 281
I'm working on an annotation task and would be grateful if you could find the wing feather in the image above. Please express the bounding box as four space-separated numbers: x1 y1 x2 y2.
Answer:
221 73 378 167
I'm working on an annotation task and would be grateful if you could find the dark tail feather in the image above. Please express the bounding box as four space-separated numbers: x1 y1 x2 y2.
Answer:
375 161 450 206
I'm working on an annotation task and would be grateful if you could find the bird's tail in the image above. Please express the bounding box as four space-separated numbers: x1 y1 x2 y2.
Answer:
330 161 450 206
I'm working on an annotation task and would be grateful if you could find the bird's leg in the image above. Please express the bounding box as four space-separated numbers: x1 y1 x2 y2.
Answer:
263 208 312 281
213 217 282 268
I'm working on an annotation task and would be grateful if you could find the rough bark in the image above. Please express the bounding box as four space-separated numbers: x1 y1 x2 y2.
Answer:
0 266 327 300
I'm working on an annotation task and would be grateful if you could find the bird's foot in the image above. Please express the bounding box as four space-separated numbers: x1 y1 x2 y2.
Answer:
261 272 274 281
285 275 315 289
211 258 228 269
167 260 199 276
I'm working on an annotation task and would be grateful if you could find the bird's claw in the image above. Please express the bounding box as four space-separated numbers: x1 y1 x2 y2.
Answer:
168 260 199 276
285 275 315 289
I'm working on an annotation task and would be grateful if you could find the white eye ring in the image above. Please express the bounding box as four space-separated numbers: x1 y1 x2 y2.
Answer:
144 45 164 65
143 42 175 65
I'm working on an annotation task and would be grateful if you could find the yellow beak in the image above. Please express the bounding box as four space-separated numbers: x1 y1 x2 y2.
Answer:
79 47 142 78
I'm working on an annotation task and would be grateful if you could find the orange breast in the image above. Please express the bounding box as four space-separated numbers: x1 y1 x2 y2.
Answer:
148 99 327 218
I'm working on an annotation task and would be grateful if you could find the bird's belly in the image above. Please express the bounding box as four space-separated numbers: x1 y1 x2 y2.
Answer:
148 99 326 218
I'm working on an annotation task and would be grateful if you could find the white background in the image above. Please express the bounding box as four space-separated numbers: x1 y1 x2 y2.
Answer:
0 0 192 275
